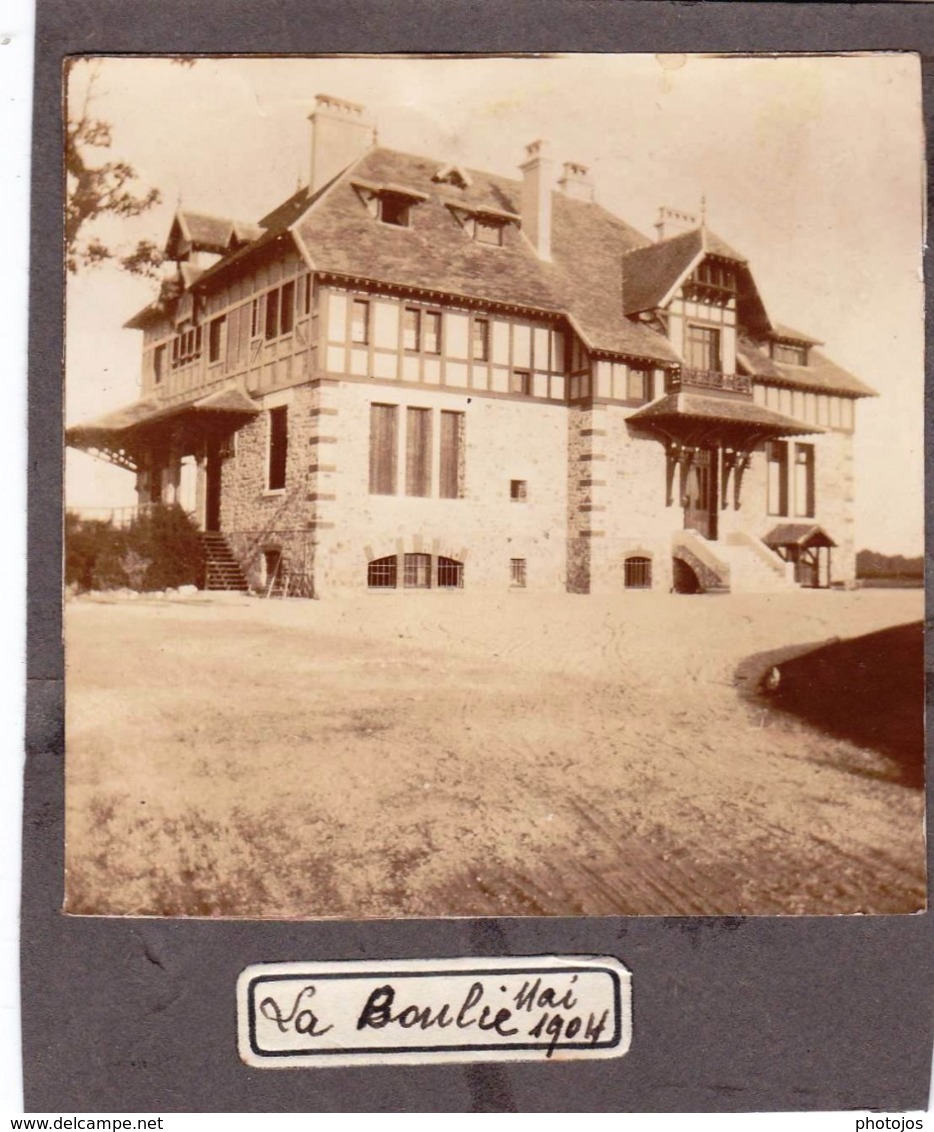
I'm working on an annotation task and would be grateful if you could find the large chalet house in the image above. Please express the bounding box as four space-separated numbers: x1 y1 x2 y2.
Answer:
68 94 875 597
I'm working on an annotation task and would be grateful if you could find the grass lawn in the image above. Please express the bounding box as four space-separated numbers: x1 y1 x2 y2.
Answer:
65 587 925 918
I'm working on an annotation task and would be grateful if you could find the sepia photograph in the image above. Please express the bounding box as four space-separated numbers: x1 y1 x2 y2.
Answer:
63 53 925 921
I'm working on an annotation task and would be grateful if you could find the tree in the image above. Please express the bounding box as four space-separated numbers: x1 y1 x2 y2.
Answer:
65 60 167 277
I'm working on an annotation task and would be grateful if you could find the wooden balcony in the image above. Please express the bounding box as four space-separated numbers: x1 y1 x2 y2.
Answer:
671 368 751 394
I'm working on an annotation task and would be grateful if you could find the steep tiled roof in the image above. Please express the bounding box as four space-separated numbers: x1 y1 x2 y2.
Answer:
167 210 263 257
139 147 870 391
66 387 258 445
737 335 876 397
772 322 823 345
764 523 837 548
621 229 703 315
621 227 747 316
291 148 678 364
774 350 877 397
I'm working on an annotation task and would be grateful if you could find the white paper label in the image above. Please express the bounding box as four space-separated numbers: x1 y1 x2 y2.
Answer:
238 955 631 1067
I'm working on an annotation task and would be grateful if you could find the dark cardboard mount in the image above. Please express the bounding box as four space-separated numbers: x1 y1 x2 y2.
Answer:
25 0 934 1112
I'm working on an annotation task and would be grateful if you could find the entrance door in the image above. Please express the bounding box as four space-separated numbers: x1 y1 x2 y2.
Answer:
205 439 222 531
682 447 718 540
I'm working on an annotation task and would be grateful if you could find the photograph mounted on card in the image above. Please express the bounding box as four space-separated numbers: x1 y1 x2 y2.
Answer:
63 53 925 921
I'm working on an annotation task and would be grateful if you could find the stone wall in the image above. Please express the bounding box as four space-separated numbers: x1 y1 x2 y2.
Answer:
313 380 569 594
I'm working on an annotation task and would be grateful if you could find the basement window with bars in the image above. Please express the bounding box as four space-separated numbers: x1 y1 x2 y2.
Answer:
367 555 398 589
437 557 464 589
510 479 528 502
624 555 652 589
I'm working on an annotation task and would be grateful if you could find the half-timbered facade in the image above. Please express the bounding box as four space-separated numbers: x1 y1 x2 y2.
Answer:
68 95 875 596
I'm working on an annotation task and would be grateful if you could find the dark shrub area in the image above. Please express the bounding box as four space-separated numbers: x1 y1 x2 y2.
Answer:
65 505 204 592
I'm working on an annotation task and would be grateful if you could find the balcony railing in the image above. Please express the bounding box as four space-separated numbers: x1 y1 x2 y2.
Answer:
672 368 751 394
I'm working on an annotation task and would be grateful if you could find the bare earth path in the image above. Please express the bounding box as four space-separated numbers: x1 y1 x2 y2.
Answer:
65 588 925 918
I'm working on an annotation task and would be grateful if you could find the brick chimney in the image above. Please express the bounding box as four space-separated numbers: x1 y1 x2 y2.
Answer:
519 139 555 261
558 161 594 204
654 206 698 242
309 94 376 193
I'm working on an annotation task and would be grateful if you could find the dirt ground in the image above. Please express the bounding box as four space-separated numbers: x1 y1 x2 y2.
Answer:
64 587 926 918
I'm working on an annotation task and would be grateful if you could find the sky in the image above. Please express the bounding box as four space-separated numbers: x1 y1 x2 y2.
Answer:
66 53 925 555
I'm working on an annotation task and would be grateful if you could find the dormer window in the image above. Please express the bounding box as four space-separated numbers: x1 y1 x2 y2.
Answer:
446 202 517 247
432 164 472 190
773 342 809 366
353 179 427 230
472 217 504 246
378 195 411 228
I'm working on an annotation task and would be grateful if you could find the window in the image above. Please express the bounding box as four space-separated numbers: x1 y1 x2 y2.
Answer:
510 558 527 588
367 555 397 589
280 280 295 335
153 344 166 385
267 406 288 491
627 367 650 402
208 317 224 363
403 307 421 351
261 281 297 342
352 299 370 345
405 407 432 497
251 298 261 338
369 403 398 495
767 440 789 517
472 318 490 362
379 196 410 227
437 557 464 589
794 444 816 518
773 342 808 366
695 261 737 291
510 479 527 501
624 556 652 589
404 553 432 589
439 410 464 499
510 370 532 396
424 311 441 355
685 324 722 371
473 218 504 246
172 323 201 368
265 289 279 341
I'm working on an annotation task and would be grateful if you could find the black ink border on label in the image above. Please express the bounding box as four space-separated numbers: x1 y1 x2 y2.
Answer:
247 965 623 1059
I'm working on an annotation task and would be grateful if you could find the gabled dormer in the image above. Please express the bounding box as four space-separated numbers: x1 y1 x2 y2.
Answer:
351 178 428 228
164 209 261 266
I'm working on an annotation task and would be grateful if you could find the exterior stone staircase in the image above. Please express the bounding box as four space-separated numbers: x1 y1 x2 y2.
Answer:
672 529 794 594
200 531 249 592
717 535 796 592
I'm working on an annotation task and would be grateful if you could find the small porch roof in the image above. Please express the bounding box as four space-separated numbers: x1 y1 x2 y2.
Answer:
66 387 259 470
764 523 837 549
629 389 821 449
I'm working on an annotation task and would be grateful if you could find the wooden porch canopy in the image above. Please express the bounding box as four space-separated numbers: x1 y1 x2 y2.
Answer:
764 524 836 588
629 389 820 449
763 524 837 551
66 387 259 472
630 389 821 510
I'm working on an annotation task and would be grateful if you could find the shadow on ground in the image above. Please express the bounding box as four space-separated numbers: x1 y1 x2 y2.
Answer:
735 620 924 789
